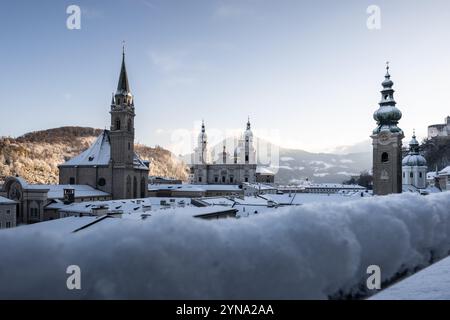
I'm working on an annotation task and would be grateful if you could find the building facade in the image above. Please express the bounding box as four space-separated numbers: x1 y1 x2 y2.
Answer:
428 116 450 139
190 120 257 185
0 196 16 229
371 64 404 195
59 49 149 199
402 132 427 189
0 176 111 225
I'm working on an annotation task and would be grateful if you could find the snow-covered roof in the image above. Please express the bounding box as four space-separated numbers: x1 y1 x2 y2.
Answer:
60 130 111 167
0 196 16 204
27 184 110 199
439 166 450 175
256 167 275 175
243 183 277 190
148 184 243 193
58 197 192 215
427 171 438 179
59 130 148 170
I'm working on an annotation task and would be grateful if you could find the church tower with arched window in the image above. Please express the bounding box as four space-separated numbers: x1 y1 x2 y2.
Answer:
371 63 404 195
58 48 149 200
110 47 135 167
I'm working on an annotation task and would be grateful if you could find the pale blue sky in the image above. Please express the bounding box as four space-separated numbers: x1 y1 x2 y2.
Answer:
1 0 450 153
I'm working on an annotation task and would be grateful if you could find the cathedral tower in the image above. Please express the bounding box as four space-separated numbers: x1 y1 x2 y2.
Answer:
244 117 256 164
371 63 404 195
110 47 135 167
195 120 208 164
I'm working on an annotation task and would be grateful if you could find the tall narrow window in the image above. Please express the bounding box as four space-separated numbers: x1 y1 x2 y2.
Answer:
381 152 389 163
127 118 132 132
115 119 121 130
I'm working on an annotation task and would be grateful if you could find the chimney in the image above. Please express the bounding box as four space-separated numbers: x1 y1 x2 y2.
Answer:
63 188 75 204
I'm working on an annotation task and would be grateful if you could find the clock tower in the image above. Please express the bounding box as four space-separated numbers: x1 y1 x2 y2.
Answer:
371 63 404 195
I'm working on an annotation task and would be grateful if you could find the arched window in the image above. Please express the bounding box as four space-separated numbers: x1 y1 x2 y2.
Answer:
126 175 131 198
381 152 389 163
115 119 121 130
133 176 137 198
419 172 423 178
127 118 132 132
410 172 413 178
140 177 146 198
222 176 226 183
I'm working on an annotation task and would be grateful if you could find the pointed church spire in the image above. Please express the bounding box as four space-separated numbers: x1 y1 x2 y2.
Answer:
116 44 131 95
247 116 251 130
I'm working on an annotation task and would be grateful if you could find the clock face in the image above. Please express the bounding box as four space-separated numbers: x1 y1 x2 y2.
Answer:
379 132 391 144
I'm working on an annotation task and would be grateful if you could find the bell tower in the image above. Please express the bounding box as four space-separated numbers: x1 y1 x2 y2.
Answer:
371 63 404 195
110 46 135 168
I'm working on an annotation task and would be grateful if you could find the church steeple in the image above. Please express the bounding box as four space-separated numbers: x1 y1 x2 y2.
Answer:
110 46 136 169
247 116 251 130
371 62 405 195
373 62 403 135
117 46 130 95
114 45 133 106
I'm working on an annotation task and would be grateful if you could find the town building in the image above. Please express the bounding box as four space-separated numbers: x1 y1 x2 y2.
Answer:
402 132 427 190
0 176 111 225
428 116 450 139
371 64 404 195
0 196 16 229
58 48 149 200
190 119 257 185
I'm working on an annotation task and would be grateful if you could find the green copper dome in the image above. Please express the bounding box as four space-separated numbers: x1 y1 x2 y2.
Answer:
373 64 403 135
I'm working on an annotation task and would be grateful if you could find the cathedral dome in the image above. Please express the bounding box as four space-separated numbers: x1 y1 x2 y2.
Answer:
402 154 427 166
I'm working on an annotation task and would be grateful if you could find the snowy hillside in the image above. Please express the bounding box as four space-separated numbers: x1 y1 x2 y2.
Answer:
0 127 189 183
0 192 449 299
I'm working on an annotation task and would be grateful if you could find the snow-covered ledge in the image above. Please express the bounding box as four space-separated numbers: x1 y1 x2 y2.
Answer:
0 192 450 299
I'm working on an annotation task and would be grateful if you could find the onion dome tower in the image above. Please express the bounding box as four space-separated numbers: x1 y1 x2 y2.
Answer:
371 63 404 195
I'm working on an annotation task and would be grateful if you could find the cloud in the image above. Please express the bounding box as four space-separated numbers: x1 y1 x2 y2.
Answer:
213 3 245 19
0 192 450 299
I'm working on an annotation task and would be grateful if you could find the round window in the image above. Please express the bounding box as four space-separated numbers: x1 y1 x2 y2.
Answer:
98 178 106 186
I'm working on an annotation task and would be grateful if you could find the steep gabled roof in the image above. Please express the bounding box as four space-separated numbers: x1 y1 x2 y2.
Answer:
59 130 111 167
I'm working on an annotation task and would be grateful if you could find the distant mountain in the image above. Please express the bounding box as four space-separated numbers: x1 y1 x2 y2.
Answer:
0 127 188 184
326 139 372 155
275 147 371 184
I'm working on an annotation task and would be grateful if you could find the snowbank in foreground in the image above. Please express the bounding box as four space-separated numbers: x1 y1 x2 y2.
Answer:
370 255 450 300
0 192 450 299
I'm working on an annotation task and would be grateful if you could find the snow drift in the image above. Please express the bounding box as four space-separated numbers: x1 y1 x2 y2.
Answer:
1 192 450 299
